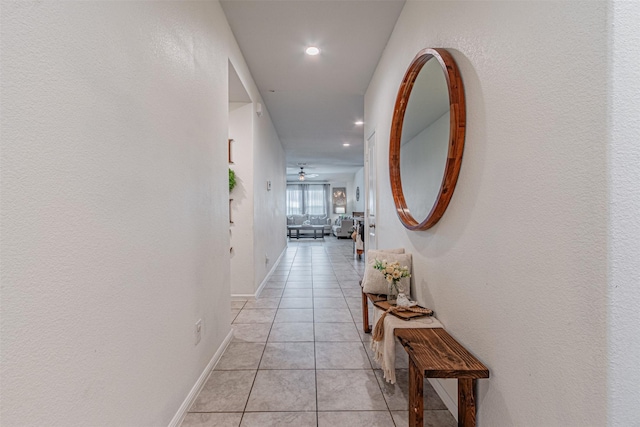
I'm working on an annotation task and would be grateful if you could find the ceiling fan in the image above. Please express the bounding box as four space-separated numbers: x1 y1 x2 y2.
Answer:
298 166 319 181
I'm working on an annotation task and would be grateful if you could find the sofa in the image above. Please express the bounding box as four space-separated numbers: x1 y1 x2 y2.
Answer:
332 218 354 238
286 214 332 235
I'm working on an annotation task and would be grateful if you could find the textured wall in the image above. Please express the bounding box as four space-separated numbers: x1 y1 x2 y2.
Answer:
251 107 287 289
229 103 256 296
366 2 609 425
352 167 365 213
1 2 232 425
608 1 640 424
227 44 287 297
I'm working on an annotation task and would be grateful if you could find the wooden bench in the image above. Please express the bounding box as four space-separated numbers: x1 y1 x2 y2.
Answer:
361 289 489 427
395 328 489 427
361 290 385 333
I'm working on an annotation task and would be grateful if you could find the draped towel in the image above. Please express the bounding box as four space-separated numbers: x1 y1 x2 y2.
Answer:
369 304 443 384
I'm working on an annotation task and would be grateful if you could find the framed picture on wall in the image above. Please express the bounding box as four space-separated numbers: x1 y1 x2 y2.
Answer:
333 187 347 214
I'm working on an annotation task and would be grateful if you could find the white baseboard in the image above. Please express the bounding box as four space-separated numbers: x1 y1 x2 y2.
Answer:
428 378 458 422
231 246 286 300
255 247 286 298
168 330 234 427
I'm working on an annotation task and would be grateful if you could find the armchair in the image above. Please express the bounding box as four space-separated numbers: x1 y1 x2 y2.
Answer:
332 219 354 238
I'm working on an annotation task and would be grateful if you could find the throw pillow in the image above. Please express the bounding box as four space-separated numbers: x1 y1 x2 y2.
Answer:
362 250 412 297
369 248 404 254
287 216 294 225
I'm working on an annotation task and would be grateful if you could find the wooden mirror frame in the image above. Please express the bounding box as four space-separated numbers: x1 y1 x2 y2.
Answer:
389 48 466 230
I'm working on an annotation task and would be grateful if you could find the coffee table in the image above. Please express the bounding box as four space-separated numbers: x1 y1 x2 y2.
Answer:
287 225 324 239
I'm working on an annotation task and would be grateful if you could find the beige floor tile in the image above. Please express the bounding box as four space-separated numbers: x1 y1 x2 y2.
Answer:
240 412 316 427
284 281 313 289
215 343 265 370
245 370 316 412
264 281 286 289
278 297 313 309
317 411 395 427
345 297 363 310
314 322 360 342
282 288 313 298
243 298 280 309
342 288 364 298
232 324 271 343
259 342 315 370
314 308 354 322
312 281 341 289
312 288 343 298
233 309 277 324
274 308 314 323
189 370 256 412
315 341 371 369
316 370 387 411
181 413 241 427
313 297 348 309
287 272 312 278
268 322 314 342
259 288 284 298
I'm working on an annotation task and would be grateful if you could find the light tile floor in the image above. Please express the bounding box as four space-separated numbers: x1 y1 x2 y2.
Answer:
183 237 456 427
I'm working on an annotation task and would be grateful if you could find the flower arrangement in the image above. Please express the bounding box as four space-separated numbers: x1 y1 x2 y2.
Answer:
373 259 411 299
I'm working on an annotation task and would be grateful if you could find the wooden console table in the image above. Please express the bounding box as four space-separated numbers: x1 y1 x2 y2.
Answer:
395 328 489 427
361 288 489 427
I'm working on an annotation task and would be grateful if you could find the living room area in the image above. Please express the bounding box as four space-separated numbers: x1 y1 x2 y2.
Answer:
285 169 365 241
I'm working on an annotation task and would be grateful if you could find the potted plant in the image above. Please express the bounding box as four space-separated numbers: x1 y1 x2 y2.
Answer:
229 168 237 192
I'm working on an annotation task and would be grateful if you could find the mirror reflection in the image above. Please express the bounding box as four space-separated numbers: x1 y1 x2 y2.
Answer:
399 57 450 221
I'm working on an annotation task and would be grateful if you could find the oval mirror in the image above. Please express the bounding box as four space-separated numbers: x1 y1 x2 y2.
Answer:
389 48 465 230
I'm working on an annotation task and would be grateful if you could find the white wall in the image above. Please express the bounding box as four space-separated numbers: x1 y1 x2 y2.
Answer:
227 53 287 297
1 2 239 425
608 1 640 424
229 103 255 296
366 2 610 425
351 167 365 213
252 104 287 289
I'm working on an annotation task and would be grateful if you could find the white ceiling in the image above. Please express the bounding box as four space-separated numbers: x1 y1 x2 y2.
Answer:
221 0 405 182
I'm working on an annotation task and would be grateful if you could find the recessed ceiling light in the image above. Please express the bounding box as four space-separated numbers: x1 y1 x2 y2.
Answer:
343 143 350 147
354 121 364 125
305 46 320 56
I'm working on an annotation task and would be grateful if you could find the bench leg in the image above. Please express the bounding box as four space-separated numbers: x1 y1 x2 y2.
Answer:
409 357 424 427
362 291 370 333
458 378 476 427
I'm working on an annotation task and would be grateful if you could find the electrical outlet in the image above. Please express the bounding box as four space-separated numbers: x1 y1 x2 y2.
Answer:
195 319 202 346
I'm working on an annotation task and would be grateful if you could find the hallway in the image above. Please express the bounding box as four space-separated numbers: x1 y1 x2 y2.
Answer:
181 238 455 426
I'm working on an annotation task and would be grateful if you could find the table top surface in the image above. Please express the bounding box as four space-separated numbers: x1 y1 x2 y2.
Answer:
395 328 489 379
287 224 325 229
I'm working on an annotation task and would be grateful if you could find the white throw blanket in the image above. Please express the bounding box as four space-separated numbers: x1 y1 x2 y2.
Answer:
370 304 443 384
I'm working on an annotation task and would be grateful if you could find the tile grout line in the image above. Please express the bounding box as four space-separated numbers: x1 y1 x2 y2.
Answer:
312 248 318 427
238 249 288 424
